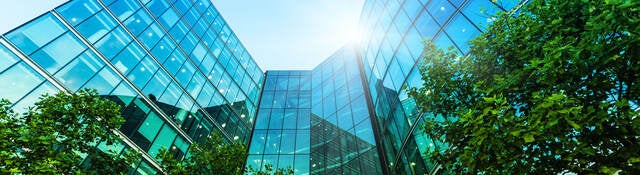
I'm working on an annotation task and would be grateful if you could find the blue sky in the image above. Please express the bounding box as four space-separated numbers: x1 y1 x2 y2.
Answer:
0 0 365 70
211 0 365 70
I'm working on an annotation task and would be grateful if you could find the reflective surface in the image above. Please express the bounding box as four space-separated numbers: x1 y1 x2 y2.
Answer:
357 0 523 173
1 0 264 173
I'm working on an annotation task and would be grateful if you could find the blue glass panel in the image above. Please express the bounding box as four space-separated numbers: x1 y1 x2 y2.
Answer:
108 0 141 21
444 15 481 54
0 62 45 102
123 9 153 36
294 155 310 174
0 45 20 72
415 11 440 38
145 0 169 18
269 109 284 129
264 130 281 154
7 14 66 54
295 130 310 154
81 66 121 94
30 33 86 73
159 8 180 29
426 0 455 25
76 11 118 43
148 125 177 158
279 130 295 154
127 56 158 88
56 0 101 26
95 27 132 59
138 112 163 142
462 0 502 31
249 130 267 154
151 36 176 62
54 51 105 91
138 24 163 49
111 43 145 75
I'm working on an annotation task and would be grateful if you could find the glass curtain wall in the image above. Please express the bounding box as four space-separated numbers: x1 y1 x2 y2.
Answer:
356 0 524 174
0 0 264 173
247 70 312 175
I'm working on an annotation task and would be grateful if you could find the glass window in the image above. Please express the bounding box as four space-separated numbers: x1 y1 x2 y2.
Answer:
294 155 310 174
269 109 284 129
76 11 118 43
81 66 121 94
151 36 176 62
54 51 105 91
0 63 45 102
159 8 180 29
426 0 455 25
254 110 271 129
123 9 153 36
127 56 158 88
145 0 169 17
138 113 163 142
29 33 86 73
297 109 310 129
277 155 294 170
56 0 101 26
0 45 20 72
462 0 501 31
142 70 172 99
279 130 296 154
111 43 145 75
7 14 66 54
95 27 132 59
138 24 163 50
249 130 267 154
282 109 297 129
264 130 281 154
11 82 58 114
148 125 177 158
295 130 310 154
444 15 481 54
108 0 141 21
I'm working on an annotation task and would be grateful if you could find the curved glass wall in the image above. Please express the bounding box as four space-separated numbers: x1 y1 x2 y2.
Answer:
356 0 524 173
0 0 264 173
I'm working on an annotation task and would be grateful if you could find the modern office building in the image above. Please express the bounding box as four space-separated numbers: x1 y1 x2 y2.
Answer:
0 0 263 174
0 0 525 174
356 0 524 174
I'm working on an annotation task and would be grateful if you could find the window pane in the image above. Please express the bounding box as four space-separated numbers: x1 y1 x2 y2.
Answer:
30 33 86 73
6 14 66 54
54 51 105 91
56 0 101 26
0 63 45 102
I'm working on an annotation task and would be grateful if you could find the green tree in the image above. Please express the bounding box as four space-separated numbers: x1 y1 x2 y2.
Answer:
156 133 248 175
408 0 640 174
0 89 139 174
157 133 294 175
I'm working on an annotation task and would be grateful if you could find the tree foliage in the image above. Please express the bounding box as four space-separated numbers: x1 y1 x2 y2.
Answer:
0 89 138 174
408 0 640 174
157 132 294 175
156 133 248 175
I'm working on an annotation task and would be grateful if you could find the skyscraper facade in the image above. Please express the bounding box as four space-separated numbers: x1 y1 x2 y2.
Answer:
0 0 527 174
356 0 524 174
0 0 263 174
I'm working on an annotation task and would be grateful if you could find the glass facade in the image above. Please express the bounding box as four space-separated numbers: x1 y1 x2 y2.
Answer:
356 0 524 174
1 0 527 174
0 0 263 174
247 46 384 175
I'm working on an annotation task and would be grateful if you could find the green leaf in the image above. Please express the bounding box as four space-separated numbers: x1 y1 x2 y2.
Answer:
523 133 535 143
565 117 581 130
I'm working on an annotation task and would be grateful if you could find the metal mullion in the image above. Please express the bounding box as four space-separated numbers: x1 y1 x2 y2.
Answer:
2 34 166 172
50 10 195 146
138 0 255 135
0 37 69 92
184 0 263 100
95 0 228 142
120 0 239 142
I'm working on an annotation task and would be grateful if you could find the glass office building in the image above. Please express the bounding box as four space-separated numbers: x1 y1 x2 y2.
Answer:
356 0 524 174
0 0 527 174
0 0 263 174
